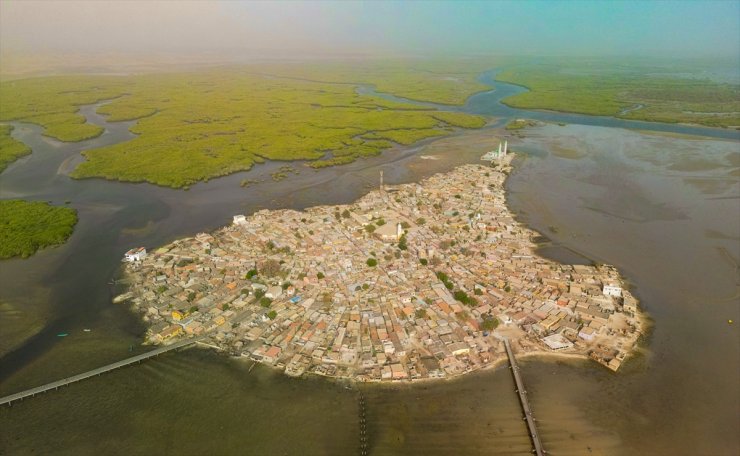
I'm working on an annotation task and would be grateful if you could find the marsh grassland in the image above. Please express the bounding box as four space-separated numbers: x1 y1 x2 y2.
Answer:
0 61 493 188
0 124 31 172
0 200 78 259
497 61 740 128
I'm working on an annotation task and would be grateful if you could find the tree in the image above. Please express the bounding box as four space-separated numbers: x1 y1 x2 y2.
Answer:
375 218 386 226
222 303 230 311
246 269 258 279
366 258 378 267
481 317 499 331
414 309 427 319
260 259 282 277
254 289 266 299
267 310 277 320
365 224 376 234
419 258 428 266
189 306 199 314
400 221 411 229
341 209 351 219
398 234 408 251
187 291 197 302
317 272 325 279
453 290 470 303
260 297 272 308
415 217 426 225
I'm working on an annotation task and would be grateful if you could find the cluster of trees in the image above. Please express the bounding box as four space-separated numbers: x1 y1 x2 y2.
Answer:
452 289 478 307
435 271 454 290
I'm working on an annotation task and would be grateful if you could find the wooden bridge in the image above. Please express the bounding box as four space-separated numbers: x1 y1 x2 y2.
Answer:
0 337 199 406
504 338 546 456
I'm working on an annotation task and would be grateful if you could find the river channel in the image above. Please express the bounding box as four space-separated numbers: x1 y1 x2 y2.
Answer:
0 71 738 455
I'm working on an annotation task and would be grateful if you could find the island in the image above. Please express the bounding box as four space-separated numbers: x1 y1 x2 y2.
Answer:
120 155 645 381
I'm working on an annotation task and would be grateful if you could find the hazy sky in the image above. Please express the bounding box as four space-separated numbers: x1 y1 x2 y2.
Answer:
1 0 738 59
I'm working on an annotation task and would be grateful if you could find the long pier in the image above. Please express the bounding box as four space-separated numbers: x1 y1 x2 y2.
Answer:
504 339 545 456
0 337 199 406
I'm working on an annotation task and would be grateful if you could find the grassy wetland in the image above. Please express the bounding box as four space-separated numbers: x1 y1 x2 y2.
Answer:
0 200 78 259
0 61 491 188
496 61 740 128
0 124 31 172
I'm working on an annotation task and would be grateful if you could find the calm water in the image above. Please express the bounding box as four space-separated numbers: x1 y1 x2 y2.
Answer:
0 73 738 455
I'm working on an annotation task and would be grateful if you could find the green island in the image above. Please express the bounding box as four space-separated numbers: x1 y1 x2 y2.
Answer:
0 60 493 188
497 60 740 128
505 119 538 131
0 124 31 172
0 200 78 259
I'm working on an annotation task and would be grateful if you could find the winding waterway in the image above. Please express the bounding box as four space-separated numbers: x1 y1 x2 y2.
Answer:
0 72 738 455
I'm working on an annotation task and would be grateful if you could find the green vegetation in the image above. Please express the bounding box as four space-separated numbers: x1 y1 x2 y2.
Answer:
366 258 378 267
267 310 277 320
0 60 493 187
414 308 427 319
0 75 129 141
259 59 497 105
481 316 499 331
505 119 537 131
452 289 477 307
435 271 455 290
497 61 740 128
0 200 78 259
0 124 31 172
259 297 273 308
397 234 408 251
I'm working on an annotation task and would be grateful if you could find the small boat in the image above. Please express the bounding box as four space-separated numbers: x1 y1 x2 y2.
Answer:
83 329 91 332
57 333 68 337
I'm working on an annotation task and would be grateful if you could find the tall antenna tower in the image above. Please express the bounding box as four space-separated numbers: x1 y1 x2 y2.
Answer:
380 169 384 191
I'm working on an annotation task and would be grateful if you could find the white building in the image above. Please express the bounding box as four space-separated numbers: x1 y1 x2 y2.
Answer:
542 333 574 351
376 222 403 242
578 326 596 341
481 140 508 162
124 247 147 262
603 284 623 298
233 215 247 226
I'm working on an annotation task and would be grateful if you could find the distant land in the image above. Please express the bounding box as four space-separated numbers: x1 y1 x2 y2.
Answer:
0 60 495 188
1 57 737 190
496 58 740 128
